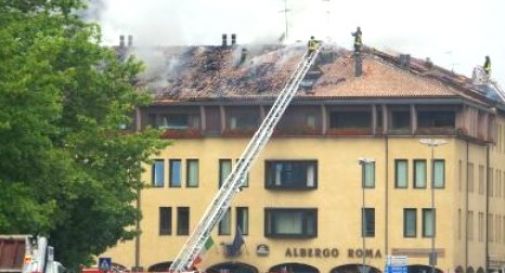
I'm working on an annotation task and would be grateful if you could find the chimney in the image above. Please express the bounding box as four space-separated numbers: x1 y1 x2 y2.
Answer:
127 35 133 47
399 54 411 68
231 33 237 46
222 34 228 47
354 54 363 77
119 35 125 48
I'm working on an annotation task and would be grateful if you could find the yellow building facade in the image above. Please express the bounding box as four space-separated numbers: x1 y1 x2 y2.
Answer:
103 45 505 273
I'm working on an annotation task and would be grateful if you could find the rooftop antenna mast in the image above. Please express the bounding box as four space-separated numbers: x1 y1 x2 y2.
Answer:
322 0 332 43
279 0 291 42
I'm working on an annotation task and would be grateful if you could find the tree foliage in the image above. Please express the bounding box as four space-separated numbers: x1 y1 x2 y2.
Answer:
0 0 167 269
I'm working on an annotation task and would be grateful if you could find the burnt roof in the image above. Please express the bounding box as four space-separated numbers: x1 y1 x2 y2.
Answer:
125 43 505 107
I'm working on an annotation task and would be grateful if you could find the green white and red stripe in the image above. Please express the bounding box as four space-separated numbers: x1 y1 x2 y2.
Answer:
192 237 215 266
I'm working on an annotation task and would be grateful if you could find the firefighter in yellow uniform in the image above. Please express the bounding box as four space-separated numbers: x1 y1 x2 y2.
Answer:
307 36 319 56
483 56 491 76
352 26 362 53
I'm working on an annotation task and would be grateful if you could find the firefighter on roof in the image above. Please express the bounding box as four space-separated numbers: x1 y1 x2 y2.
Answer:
483 55 491 76
352 26 362 53
307 36 319 56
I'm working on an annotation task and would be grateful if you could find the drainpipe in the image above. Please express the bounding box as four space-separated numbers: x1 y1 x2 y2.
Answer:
385 136 389 256
465 141 469 273
485 145 490 273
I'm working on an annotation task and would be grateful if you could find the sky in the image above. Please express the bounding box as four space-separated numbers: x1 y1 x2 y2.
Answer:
88 0 505 86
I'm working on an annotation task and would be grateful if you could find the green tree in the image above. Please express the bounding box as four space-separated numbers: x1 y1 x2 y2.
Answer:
0 0 167 269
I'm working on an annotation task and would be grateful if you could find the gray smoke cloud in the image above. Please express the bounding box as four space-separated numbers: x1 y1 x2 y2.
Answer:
87 0 505 86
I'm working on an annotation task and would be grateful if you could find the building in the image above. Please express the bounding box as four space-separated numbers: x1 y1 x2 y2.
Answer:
104 37 505 273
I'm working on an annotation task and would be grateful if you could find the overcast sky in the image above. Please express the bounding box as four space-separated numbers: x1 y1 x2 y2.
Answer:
90 0 505 86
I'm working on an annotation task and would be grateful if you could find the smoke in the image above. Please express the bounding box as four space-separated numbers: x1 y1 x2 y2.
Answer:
86 0 505 86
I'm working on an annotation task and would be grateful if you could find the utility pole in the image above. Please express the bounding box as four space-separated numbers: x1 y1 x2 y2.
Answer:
358 157 375 273
419 139 447 273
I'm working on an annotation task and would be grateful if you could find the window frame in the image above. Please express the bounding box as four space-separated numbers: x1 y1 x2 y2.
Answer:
413 159 427 189
159 207 172 236
152 159 165 187
432 159 445 189
264 208 318 238
362 162 375 189
404 208 417 238
329 111 372 130
186 159 199 188
176 207 190 236
422 208 436 238
169 159 182 188
362 207 375 237
395 159 408 188
235 158 249 188
265 160 318 190
219 159 233 188
218 207 231 235
236 207 249 235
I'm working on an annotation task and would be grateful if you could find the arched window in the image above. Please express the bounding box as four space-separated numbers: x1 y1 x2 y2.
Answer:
206 262 258 273
269 263 319 273
330 263 381 273
148 262 172 272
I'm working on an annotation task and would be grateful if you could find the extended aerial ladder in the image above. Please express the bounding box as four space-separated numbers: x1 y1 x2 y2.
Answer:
169 46 322 273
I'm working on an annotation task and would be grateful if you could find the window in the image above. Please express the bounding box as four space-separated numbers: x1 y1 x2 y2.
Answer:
169 159 182 187
219 159 232 188
362 208 375 237
177 207 189 235
266 161 317 189
186 159 199 187
265 208 317 238
433 160 445 188
228 109 259 130
418 111 455 128
236 207 249 235
362 162 375 188
159 207 172 235
478 212 484 242
468 163 474 193
395 160 408 188
414 160 427 188
468 211 474 241
152 159 165 187
391 111 410 130
236 159 249 188
157 113 199 130
329 111 371 129
404 209 417 237
219 208 231 235
159 114 189 129
306 114 316 129
422 208 435 238
479 165 485 195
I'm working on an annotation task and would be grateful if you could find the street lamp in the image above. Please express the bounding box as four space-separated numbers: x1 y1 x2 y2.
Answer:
419 139 447 273
358 157 375 273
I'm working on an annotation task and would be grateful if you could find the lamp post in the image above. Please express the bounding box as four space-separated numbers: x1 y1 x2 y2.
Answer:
419 139 447 273
358 157 375 273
